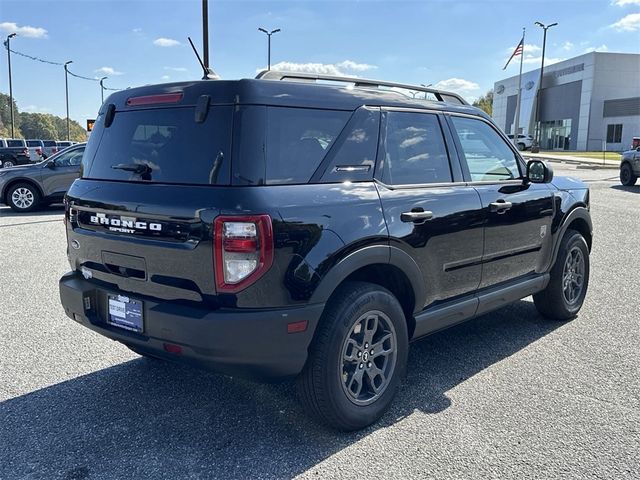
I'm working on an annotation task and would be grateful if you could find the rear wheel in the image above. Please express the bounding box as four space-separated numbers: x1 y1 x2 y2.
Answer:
297 281 408 431
534 229 589 320
3 159 15 168
517 142 526 151
7 182 41 212
620 163 638 186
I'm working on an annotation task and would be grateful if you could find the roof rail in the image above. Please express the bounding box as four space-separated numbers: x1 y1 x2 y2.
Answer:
255 70 469 105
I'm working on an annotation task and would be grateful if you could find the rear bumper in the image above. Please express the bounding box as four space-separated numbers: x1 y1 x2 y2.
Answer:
59 272 324 380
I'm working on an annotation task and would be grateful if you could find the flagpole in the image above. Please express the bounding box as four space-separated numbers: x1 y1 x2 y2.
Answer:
513 27 525 148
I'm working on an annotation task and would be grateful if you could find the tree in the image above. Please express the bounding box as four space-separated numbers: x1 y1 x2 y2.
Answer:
473 90 493 116
0 92 21 138
19 112 58 140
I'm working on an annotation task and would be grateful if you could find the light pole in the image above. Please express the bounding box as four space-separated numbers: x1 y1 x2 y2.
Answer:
6 32 17 138
64 60 73 141
258 27 281 70
532 21 558 151
99 76 107 104
202 0 209 69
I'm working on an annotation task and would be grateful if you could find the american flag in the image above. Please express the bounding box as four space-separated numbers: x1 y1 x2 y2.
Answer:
503 38 524 70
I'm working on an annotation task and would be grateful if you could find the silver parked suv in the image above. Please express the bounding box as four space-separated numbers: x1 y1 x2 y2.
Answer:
620 146 640 186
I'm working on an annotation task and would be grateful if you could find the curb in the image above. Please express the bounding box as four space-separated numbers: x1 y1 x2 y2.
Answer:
523 155 619 170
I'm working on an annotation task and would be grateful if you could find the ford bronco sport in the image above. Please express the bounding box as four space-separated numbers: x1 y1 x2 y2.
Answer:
59 71 592 430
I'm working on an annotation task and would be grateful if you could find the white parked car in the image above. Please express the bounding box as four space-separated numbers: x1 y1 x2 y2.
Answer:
507 134 534 151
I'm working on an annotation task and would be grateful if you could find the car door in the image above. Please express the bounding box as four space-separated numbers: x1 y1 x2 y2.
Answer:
42 146 85 198
376 109 485 309
447 114 554 289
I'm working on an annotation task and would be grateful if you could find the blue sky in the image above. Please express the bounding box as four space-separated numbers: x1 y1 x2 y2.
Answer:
1 0 639 126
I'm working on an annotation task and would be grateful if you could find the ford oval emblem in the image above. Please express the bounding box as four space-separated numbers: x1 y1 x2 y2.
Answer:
71 239 80 250
496 85 505 94
525 81 535 90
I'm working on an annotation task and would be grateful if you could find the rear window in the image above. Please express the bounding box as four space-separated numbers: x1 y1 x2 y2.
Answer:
233 106 350 185
84 106 232 185
7 140 24 147
43 141 57 147
27 140 42 147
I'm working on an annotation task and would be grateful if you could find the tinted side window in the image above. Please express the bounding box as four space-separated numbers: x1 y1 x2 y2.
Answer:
265 107 350 185
7 140 24 147
380 111 452 185
451 116 521 182
317 107 379 183
55 147 85 167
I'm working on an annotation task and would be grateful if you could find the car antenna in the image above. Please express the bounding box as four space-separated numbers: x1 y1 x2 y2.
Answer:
188 36 220 80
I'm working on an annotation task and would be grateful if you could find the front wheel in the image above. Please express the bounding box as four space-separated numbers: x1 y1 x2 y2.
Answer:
620 163 638 186
517 142 526 151
3 160 15 168
297 281 408 431
534 229 590 320
7 182 41 212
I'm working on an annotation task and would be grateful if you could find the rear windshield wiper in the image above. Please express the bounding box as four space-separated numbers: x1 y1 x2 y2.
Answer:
111 163 152 175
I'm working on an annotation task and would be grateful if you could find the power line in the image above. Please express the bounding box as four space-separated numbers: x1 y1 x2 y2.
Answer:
2 40 126 90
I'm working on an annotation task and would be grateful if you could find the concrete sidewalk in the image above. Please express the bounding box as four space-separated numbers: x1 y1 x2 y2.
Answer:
523 151 620 169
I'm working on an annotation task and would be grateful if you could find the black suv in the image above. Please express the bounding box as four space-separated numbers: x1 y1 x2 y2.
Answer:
59 71 592 430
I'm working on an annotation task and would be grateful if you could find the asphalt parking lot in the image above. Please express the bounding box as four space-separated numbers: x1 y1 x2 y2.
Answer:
0 164 638 480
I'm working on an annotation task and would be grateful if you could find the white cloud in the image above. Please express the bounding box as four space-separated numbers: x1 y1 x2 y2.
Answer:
562 41 574 51
583 44 609 53
433 78 480 94
259 60 377 76
610 13 640 31
335 60 377 72
0 22 48 38
132 27 142 33
522 55 564 66
161 75 170 81
95 66 124 76
612 0 640 6
22 105 50 113
164 67 188 72
153 37 181 47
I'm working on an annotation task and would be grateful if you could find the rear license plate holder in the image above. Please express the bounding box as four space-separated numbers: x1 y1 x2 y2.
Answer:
107 294 144 333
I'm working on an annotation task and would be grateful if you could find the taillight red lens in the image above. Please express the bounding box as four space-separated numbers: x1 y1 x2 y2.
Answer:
214 215 273 293
126 93 183 106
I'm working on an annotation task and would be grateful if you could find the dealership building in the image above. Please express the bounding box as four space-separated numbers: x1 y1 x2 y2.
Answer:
492 52 640 151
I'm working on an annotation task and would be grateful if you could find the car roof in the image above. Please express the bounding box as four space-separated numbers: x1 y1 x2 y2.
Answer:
101 78 488 119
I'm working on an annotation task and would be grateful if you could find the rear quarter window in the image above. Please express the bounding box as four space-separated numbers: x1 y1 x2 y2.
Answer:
233 106 350 185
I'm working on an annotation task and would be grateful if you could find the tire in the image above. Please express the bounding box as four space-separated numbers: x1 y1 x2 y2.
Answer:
620 163 638 186
7 182 41 212
517 142 526 151
3 159 15 168
297 281 409 431
534 229 590 320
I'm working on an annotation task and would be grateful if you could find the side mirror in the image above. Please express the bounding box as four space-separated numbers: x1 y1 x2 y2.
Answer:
45 160 55 169
526 160 553 184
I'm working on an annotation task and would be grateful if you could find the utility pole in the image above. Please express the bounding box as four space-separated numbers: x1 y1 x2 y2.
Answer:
99 76 107 104
532 21 558 152
258 28 281 70
64 61 73 141
6 33 17 138
202 0 209 69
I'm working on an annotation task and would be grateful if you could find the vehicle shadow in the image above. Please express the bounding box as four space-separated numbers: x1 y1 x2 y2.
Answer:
0 300 563 480
0 204 64 217
610 184 640 194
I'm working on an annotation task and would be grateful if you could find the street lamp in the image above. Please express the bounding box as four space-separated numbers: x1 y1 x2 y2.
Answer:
6 33 17 138
99 76 107 104
532 21 558 151
64 60 73 141
258 27 281 70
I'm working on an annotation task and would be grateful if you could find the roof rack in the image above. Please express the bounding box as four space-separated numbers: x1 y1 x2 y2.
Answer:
255 70 469 105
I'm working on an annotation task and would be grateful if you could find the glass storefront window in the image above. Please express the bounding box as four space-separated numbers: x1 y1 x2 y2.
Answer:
540 119 572 150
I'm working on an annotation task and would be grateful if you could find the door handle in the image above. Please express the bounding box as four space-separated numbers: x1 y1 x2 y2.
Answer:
401 210 434 223
489 200 513 213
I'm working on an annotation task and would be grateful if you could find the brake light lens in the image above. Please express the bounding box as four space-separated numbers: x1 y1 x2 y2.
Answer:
214 215 273 293
126 92 183 106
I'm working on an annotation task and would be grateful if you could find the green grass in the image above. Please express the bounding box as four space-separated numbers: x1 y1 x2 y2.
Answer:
540 151 622 161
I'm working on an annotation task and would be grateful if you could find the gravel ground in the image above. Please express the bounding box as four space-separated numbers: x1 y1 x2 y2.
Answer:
0 165 638 480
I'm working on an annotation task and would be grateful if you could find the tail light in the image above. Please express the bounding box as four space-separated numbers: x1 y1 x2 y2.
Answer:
214 215 273 293
36 147 42 155
22 148 29 157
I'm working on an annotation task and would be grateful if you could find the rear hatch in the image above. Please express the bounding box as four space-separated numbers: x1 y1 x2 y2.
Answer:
66 84 235 305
